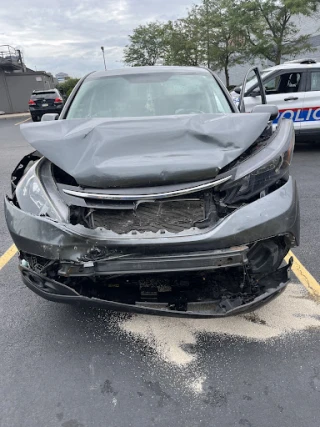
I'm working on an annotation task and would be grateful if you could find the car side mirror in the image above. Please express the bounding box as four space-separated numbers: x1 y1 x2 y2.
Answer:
41 113 59 122
251 104 279 121
234 86 241 94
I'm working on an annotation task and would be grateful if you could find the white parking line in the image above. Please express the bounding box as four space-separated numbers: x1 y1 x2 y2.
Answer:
14 117 30 126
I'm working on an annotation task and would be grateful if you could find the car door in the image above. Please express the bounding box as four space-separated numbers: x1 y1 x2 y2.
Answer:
244 70 307 133
300 68 320 138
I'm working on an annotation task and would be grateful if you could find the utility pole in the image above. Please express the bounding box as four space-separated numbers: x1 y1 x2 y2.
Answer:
101 46 107 70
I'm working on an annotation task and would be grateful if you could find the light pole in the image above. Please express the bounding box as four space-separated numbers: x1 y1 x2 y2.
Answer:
101 46 107 71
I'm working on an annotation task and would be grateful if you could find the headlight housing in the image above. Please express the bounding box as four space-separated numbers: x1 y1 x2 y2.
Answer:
219 118 294 204
15 160 63 221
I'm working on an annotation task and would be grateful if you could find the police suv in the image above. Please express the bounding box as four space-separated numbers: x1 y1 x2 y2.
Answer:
231 59 320 141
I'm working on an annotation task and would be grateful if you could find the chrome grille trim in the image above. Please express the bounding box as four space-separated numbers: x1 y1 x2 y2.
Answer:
62 176 231 201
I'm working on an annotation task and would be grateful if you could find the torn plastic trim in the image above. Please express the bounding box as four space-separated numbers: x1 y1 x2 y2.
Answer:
19 263 290 318
62 175 232 201
14 158 66 222
10 151 42 195
39 159 69 222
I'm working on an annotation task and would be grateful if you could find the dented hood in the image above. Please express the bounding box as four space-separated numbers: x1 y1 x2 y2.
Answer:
20 113 270 188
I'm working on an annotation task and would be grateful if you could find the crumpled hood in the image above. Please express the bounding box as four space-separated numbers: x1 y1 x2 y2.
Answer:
20 113 270 188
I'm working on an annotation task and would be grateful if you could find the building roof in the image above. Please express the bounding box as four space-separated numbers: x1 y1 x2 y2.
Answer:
56 72 69 77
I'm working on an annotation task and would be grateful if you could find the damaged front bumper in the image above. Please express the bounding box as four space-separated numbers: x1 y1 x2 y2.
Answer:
20 262 291 318
5 177 299 261
4 177 299 317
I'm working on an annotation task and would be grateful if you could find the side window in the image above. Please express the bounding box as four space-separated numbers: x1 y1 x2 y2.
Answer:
263 72 302 95
310 72 320 91
264 76 279 91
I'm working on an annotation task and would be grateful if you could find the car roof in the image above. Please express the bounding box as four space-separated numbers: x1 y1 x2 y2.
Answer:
263 59 320 73
32 89 58 93
87 66 211 80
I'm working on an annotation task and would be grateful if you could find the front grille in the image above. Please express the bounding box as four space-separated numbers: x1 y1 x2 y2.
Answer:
92 199 205 234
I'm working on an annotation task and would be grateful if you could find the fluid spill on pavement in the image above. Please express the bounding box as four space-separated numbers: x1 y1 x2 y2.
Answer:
187 376 206 395
109 283 320 394
117 283 320 367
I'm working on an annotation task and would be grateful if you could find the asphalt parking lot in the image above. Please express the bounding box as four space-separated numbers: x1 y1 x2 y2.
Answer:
1 117 320 427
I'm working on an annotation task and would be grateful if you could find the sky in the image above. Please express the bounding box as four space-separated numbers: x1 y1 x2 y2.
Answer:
0 0 198 77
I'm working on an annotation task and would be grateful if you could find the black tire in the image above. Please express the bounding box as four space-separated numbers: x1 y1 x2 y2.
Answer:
31 115 38 122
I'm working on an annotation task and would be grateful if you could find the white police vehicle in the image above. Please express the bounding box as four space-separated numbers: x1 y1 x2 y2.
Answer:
231 59 320 141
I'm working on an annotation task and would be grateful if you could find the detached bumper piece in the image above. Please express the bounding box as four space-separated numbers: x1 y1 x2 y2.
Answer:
19 253 291 318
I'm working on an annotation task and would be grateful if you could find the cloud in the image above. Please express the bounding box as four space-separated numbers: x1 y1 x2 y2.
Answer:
0 0 196 76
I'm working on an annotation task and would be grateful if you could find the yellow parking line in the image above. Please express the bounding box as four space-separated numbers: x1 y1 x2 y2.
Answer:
14 117 30 126
0 244 18 271
286 250 320 297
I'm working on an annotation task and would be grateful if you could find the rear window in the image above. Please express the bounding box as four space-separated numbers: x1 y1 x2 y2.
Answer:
310 72 320 91
66 72 232 119
31 92 57 99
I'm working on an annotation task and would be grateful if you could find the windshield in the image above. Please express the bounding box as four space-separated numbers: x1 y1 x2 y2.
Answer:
66 72 232 119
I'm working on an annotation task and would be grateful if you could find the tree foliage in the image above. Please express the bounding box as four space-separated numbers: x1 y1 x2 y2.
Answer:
123 0 320 84
165 9 205 67
241 0 319 64
198 0 248 87
56 78 80 98
123 22 168 66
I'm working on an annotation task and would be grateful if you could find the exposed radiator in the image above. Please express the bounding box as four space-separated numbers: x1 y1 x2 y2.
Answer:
92 199 205 234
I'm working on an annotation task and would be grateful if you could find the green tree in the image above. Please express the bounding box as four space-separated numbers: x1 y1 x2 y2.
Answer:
165 8 206 66
123 22 168 66
122 0 319 85
165 1 248 86
241 0 319 65
198 0 248 87
56 78 80 98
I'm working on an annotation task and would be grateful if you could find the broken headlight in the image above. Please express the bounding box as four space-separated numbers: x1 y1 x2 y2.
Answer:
15 160 62 220
220 118 294 204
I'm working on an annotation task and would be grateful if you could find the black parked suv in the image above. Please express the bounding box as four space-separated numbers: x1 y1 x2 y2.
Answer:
28 89 64 122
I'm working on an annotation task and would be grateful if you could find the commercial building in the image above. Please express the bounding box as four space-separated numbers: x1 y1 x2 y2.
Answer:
55 72 70 83
0 45 56 114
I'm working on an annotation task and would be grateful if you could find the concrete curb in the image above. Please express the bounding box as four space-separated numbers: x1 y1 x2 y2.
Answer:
0 112 30 120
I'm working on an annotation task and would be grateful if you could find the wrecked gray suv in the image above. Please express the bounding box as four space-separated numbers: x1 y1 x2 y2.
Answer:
4 66 299 317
